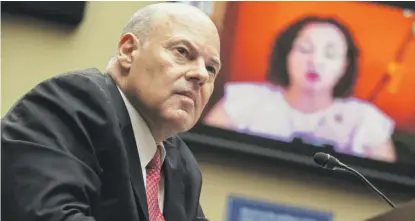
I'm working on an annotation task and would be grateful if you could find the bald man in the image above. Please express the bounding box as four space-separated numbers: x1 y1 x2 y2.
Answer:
2 3 220 221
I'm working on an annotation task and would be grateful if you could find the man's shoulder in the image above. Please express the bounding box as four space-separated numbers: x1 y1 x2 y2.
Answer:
27 68 114 107
42 68 108 89
3 68 115 121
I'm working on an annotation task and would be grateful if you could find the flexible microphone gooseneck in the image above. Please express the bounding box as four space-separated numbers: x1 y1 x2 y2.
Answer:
313 152 396 208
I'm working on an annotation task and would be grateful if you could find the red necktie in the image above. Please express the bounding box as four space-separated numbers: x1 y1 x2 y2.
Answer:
146 148 165 221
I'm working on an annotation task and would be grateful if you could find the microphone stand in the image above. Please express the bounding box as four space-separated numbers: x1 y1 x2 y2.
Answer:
314 152 397 208
334 162 396 208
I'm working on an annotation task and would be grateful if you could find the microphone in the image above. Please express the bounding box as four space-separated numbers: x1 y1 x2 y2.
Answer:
313 152 396 208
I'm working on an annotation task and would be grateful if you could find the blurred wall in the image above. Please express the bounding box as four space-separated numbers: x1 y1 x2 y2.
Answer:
1 1 399 221
1 1 157 114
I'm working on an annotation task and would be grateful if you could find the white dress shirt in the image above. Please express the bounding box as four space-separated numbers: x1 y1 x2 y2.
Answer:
118 88 166 212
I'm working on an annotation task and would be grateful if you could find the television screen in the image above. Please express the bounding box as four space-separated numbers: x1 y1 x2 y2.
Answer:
198 2 415 171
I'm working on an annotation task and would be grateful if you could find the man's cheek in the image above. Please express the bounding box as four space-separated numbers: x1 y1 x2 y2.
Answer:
201 89 213 106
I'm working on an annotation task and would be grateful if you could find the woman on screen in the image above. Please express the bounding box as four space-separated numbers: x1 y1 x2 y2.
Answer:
204 16 397 162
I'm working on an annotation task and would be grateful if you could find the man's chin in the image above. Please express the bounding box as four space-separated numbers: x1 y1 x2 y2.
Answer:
164 109 197 132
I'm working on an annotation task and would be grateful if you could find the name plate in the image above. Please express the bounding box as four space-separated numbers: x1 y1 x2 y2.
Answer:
227 196 333 221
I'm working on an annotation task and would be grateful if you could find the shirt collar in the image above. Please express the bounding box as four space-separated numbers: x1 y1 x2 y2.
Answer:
117 87 166 169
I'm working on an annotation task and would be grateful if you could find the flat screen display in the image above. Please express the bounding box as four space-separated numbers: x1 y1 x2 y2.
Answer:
201 1 415 166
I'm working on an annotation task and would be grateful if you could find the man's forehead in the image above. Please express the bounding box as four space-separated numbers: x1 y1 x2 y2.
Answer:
161 18 218 42
148 9 221 61
155 19 220 56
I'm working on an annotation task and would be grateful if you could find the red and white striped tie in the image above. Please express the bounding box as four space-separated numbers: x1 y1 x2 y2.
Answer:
146 148 165 221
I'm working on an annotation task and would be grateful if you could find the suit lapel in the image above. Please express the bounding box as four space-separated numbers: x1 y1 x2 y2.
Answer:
163 141 186 221
122 125 149 219
104 74 149 220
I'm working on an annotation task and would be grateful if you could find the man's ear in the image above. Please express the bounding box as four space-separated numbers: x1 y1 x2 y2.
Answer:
117 33 140 71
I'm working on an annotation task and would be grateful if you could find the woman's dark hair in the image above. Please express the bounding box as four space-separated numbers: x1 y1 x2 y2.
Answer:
267 16 360 98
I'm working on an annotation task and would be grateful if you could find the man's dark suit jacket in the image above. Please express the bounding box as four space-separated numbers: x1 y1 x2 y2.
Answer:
1 68 205 221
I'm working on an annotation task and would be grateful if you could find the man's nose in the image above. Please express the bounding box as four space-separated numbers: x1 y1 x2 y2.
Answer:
185 58 209 86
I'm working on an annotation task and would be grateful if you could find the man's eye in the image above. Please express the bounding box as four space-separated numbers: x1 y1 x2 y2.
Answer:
206 66 216 74
176 47 188 56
